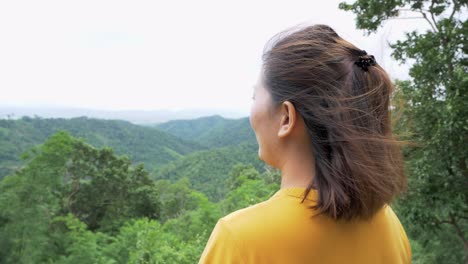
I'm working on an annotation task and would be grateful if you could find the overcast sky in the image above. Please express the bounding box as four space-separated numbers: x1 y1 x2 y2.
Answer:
0 0 429 116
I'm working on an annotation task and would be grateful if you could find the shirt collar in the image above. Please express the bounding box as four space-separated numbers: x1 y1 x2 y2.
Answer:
271 187 318 201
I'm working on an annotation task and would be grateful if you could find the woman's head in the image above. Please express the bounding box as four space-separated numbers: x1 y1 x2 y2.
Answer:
250 24 408 220
250 72 313 170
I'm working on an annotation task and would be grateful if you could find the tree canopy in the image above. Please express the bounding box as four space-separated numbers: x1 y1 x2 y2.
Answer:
0 131 273 263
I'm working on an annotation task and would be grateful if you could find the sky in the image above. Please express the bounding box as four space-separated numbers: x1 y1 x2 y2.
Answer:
0 0 430 116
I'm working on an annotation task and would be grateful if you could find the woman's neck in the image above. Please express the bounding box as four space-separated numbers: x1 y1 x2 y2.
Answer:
279 145 316 189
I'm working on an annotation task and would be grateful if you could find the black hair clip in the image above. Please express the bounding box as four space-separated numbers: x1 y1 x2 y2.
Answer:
354 50 376 71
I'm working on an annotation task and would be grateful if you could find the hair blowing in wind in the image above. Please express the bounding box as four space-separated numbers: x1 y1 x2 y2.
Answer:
261 24 412 220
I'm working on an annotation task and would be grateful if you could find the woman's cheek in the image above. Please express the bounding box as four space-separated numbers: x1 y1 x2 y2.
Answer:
249 102 259 132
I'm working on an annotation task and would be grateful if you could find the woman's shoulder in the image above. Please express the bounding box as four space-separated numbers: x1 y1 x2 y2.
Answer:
201 194 411 263
219 191 315 240
222 188 317 229
222 198 278 226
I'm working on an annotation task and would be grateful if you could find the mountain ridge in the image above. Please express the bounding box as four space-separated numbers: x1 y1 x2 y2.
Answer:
0 116 205 179
155 115 256 148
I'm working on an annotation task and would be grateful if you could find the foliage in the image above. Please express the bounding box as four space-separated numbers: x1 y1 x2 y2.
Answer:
0 130 276 263
0 131 74 263
153 178 199 222
153 142 266 201
105 218 200 264
52 214 112 264
155 115 257 148
226 163 262 191
221 179 277 215
61 140 162 233
0 131 182 262
0 116 203 179
340 0 467 262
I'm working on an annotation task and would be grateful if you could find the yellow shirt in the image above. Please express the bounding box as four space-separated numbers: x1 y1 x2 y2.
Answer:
199 187 411 264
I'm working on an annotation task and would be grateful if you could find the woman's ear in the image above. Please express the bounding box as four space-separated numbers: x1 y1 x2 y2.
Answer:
277 101 297 138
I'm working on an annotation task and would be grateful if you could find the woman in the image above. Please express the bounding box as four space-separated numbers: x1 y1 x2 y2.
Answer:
199 24 412 264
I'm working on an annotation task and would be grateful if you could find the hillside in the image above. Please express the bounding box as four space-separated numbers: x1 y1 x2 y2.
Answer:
0 116 205 179
0 129 275 263
153 142 264 201
155 115 256 148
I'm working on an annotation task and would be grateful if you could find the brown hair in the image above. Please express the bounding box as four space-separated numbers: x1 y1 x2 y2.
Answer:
262 24 411 220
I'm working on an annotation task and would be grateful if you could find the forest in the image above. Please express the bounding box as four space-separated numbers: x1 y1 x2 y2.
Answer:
1 0 467 263
0 116 279 263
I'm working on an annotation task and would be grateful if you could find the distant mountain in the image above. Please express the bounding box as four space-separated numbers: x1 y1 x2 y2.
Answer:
155 115 257 148
0 105 248 125
0 114 263 193
153 142 265 201
0 116 205 179
154 115 264 201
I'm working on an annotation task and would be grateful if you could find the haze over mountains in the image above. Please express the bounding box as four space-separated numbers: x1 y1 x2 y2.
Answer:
0 106 249 125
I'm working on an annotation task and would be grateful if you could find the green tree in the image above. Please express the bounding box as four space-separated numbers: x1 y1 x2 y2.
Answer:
104 217 205 264
226 163 261 191
0 131 165 263
339 1 467 262
52 214 111 264
63 140 161 233
0 131 75 263
153 178 198 222
153 142 265 201
162 190 221 241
